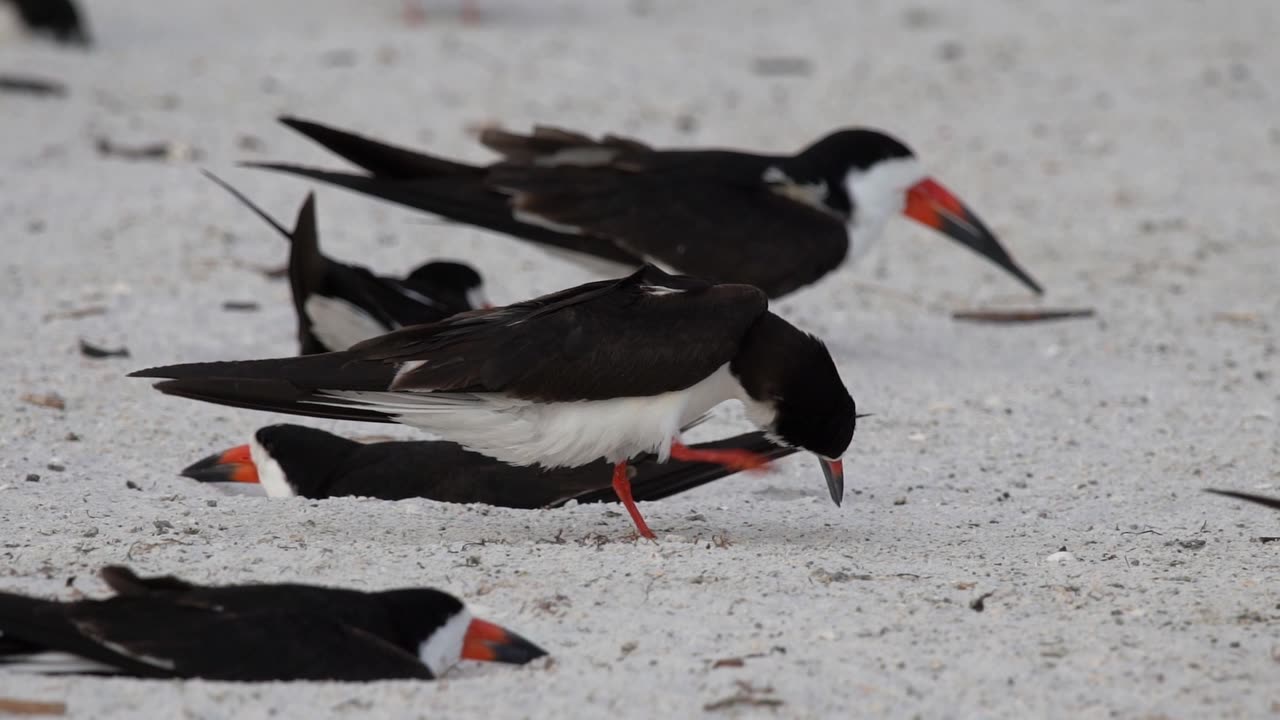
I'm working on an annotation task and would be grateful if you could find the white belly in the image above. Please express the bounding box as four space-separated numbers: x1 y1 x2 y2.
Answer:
321 364 745 468
305 295 391 351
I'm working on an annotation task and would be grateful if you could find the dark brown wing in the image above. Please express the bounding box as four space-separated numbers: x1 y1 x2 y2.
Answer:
488 162 849 298
354 267 768 401
479 125 653 165
62 601 432 681
133 268 769 405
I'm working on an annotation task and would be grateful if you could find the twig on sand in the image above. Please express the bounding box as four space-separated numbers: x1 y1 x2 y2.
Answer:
704 681 784 712
0 697 67 716
0 75 66 97
952 308 1096 324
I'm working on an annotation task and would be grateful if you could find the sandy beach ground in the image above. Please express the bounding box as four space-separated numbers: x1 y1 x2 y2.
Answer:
1 0 1277 717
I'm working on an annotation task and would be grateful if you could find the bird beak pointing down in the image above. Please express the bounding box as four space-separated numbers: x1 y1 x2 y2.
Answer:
461 618 548 665
903 177 1043 294
180 445 259 484
820 457 844 506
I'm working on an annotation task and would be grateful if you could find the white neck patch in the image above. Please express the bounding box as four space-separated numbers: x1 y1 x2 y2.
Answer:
842 157 926 261
248 436 295 498
762 166 832 214
466 287 491 310
418 608 471 677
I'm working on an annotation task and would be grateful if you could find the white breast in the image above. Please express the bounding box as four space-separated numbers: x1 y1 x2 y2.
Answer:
316 364 751 468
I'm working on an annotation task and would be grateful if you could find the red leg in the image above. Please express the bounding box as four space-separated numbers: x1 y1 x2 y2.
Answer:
612 461 655 539
669 441 771 471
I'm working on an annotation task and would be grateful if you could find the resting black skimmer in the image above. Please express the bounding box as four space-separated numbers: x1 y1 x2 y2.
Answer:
182 423 796 507
2 0 89 45
132 266 859 538
247 116 1041 298
0 566 545 681
204 171 488 354
1204 489 1280 511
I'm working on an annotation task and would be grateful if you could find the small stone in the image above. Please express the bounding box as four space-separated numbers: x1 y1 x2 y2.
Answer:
1045 551 1076 563
82 527 99 538
46 461 65 472
25 473 40 482
126 480 141 490
893 497 907 506
64 432 81 442
206 499 218 507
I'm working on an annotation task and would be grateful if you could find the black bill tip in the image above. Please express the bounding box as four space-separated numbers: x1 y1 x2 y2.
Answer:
820 457 845 507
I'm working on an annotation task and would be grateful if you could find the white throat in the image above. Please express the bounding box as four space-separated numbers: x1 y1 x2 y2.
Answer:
843 157 926 262
248 436 295 498
418 609 471 677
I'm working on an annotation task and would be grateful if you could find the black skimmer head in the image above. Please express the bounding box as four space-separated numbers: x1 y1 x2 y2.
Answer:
730 313 857 505
181 424 363 498
372 588 547 673
0 566 545 680
406 260 491 310
781 128 1042 294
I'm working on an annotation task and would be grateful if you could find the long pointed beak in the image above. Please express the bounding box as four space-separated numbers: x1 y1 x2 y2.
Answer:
180 445 259 484
820 457 844 506
461 618 548 665
903 178 1042 294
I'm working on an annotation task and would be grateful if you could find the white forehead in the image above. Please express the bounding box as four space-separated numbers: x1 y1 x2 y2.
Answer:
418 607 471 677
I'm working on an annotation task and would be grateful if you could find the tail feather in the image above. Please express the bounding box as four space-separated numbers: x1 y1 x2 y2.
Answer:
245 162 641 267
129 352 391 387
0 592 162 677
1205 489 1280 511
278 117 478 178
130 353 400 424
149 379 397 424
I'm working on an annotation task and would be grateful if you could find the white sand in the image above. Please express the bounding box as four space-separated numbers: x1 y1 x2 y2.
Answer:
1 0 1277 716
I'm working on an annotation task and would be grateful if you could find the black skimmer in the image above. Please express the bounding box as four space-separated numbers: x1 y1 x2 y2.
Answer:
1204 489 1280 511
182 423 796 507
2 0 89 46
204 172 488 354
247 116 1041 298
0 566 545 681
132 266 859 538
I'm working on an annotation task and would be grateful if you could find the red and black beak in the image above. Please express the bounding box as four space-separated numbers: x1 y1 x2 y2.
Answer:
460 617 548 665
903 178 1042 294
819 457 844 506
180 445 260 485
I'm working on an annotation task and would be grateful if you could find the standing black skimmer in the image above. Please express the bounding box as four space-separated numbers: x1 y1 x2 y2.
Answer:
2 0 89 46
181 423 796 507
132 266 859 538
204 172 488 354
1204 489 1280 511
0 566 545 681
247 116 1042 298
